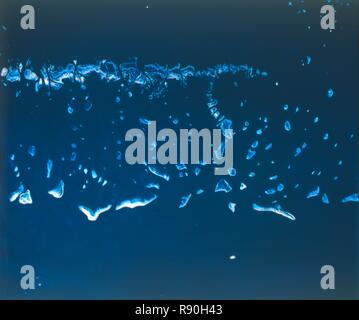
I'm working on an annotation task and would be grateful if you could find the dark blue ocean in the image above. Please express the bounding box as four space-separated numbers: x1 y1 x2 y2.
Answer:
0 0 358 299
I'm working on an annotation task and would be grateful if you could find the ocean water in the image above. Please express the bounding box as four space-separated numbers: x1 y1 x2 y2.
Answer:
0 0 358 299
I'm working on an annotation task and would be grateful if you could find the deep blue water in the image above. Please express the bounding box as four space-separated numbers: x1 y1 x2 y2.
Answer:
0 0 358 299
